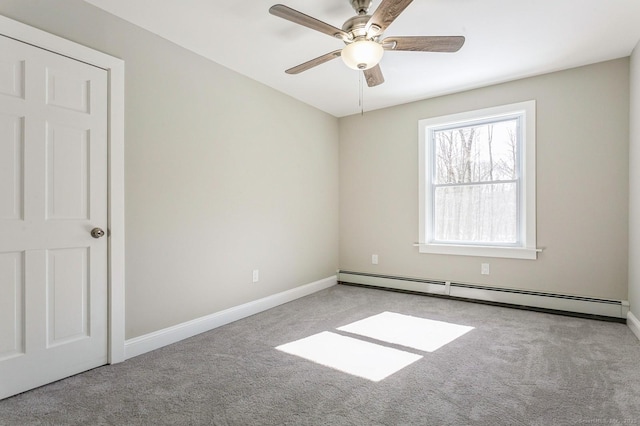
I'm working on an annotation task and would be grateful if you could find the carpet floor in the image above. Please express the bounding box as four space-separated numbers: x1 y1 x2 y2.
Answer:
1 284 639 425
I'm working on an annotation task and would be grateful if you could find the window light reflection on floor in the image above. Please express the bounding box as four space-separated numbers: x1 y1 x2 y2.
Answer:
338 311 474 352
276 331 422 382
275 312 474 382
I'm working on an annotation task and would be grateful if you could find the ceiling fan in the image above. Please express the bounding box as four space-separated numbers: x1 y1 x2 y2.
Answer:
269 0 465 87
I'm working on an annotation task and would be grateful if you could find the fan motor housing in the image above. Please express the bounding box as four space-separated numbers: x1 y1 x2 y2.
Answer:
342 15 372 39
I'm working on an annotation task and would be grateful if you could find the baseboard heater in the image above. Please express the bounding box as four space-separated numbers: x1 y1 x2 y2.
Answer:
338 271 629 322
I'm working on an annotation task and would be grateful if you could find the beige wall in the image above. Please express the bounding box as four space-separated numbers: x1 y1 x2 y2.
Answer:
0 0 340 338
629 42 640 316
339 59 630 300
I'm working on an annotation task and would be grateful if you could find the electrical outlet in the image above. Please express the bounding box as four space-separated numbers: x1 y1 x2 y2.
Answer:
481 263 490 275
372 254 379 265
252 269 259 283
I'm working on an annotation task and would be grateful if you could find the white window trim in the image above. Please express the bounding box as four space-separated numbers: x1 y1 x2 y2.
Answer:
417 100 538 260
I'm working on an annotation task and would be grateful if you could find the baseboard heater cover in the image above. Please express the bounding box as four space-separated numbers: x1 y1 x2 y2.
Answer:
338 271 628 321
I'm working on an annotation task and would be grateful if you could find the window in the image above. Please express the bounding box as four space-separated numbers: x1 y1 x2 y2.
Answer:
418 101 537 260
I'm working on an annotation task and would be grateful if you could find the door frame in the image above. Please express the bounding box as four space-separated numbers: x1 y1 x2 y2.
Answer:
0 15 126 363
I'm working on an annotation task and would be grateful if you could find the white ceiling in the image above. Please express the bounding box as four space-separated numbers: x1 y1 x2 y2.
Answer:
84 0 640 117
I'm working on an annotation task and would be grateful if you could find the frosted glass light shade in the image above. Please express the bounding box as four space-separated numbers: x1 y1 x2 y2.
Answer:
341 40 384 70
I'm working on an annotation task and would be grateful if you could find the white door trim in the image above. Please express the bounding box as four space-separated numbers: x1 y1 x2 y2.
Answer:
0 15 126 363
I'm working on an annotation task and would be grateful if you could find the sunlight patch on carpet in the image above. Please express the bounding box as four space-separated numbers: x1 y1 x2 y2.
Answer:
276 331 422 382
338 311 474 352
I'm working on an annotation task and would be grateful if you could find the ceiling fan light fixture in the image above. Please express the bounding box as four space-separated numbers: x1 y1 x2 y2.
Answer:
341 40 384 70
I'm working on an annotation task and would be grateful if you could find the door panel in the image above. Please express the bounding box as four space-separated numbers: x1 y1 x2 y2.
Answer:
0 58 24 99
0 251 24 361
45 67 90 113
47 247 89 347
0 113 23 220
46 123 90 220
0 34 108 400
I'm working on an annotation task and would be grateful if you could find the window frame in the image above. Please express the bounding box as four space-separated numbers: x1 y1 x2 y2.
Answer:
418 100 538 260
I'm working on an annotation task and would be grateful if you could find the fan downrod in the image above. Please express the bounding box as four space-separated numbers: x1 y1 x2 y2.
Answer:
350 0 372 15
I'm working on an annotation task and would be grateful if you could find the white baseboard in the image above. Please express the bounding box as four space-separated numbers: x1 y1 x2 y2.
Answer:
628 312 640 341
124 275 337 360
338 271 627 319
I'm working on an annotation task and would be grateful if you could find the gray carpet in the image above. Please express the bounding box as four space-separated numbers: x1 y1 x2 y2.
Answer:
1 284 639 425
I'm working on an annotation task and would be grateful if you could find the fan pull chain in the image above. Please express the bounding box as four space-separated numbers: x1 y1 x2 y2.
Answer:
359 71 364 116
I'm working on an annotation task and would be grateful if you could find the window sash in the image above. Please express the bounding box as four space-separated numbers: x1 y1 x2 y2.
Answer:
433 179 518 188
431 181 521 246
431 115 522 185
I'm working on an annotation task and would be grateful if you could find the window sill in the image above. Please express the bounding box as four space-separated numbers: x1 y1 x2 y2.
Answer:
415 243 540 260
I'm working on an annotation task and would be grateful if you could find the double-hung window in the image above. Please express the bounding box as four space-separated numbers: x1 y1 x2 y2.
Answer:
418 101 537 259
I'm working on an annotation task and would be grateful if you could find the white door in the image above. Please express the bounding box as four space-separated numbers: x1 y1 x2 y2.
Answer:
0 34 108 400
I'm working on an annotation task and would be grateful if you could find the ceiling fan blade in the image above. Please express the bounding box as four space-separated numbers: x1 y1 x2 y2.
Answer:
382 36 465 52
366 0 414 36
270 4 351 42
364 65 384 87
285 50 342 74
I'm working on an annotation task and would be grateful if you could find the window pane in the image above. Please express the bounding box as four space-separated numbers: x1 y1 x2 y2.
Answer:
434 119 518 184
434 183 517 243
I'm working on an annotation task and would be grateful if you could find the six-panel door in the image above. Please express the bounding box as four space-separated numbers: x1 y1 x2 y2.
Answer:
0 34 108 400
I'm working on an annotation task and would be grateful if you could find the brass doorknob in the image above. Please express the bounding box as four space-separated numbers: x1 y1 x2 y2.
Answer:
91 227 105 239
